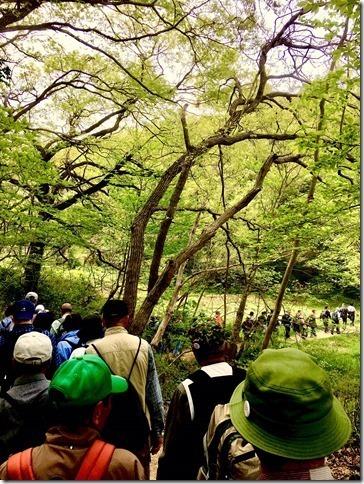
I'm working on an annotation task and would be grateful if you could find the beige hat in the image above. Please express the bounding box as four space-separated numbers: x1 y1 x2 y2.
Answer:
13 332 52 365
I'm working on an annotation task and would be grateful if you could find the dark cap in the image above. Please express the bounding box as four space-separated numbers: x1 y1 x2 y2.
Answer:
188 321 225 353
101 299 129 319
13 300 35 321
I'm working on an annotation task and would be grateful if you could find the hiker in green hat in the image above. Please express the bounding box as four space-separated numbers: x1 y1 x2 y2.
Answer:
0 354 145 480
227 347 351 480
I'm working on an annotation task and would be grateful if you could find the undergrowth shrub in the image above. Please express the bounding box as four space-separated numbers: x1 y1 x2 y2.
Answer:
0 266 104 316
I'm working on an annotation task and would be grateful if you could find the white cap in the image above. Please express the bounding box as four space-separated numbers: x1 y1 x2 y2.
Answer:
13 332 52 365
25 292 38 303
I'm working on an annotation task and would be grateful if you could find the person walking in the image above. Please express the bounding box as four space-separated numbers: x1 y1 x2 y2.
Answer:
0 355 144 480
214 310 224 326
70 314 104 359
340 304 349 329
281 310 292 339
0 300 59 392
55 313 83 366
241 311 255 341
306 309 317 337
226 347 351 480
24 292 38 306
157 321 246 480
331 308 341 335
86 299 164 477
320 306 331 333
50 303 72 338
0 332 53 464
347 304 356 326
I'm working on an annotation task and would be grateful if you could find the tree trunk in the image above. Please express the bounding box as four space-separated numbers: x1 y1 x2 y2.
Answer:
150 213 200 347
150 263 186 348
148 162 192 292
261 239 299 350
123 153 196 319
192 287 205 318
23 241 46 293
130 153 278 334
232 280 252 342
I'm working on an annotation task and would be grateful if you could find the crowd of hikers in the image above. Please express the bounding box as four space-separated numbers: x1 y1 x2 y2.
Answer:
0 291 355 479
240 303 357 341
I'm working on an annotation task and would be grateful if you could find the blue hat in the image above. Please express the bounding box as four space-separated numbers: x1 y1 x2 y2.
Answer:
13 300 35 321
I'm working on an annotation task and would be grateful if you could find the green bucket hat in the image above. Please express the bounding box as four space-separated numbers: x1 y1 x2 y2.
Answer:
230 348 351 460
49 354 128 407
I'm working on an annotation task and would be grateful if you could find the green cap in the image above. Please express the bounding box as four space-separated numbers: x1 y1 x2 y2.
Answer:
49 354 128 407
230 348 351 460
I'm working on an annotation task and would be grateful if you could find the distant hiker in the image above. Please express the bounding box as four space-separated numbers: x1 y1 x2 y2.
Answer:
241 311 255 339
214 310 224 326
213 347 351 480
35 304 46 314
257 310 268 329
0 300 59 392
306 309 317 337
331 308 341 335
50 303 72 338
157 322 246 480
0 304 14 333
293 310 306 338
33 311 55 332
0 332 52 464
281 310 292 339
70 314 104 359
0 355 144 480
86 299 164 477
320 306 331 333
347 304 356 326
339 304 348 329
56 313 83 366
25 292 38 306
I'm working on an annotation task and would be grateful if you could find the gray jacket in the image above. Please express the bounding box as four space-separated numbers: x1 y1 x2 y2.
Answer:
0 373 50 463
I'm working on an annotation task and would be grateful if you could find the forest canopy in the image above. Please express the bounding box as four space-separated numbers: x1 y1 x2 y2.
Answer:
0 0 359 337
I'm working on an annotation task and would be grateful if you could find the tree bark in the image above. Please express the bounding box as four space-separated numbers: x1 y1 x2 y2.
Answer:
150 262 186 349
261 239 299 350
23 241 46 293
150 213 200 348
148 162 192 292
129 153 278 334
232 282 251 342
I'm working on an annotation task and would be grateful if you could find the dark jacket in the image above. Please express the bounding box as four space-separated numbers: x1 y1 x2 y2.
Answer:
158 362 245 480
0 374 51 464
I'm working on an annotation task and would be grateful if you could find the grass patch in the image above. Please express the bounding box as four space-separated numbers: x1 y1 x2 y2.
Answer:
291 333 360 445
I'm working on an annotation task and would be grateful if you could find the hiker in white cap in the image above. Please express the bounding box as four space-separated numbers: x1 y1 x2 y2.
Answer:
0 332 53 463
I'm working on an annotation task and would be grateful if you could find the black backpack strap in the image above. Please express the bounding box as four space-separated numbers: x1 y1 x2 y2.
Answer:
91 337 142 381
127 337 141 381
91 344 116 375
206 418 233 480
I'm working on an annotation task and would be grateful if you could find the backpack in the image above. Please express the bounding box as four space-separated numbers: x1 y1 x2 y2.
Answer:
202 415 259 480
0 390 51 463
90 340 150 457
7 439 115 480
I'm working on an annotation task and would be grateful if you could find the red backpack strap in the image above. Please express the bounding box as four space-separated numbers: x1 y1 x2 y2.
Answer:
75 439 115 480
7 448 35 480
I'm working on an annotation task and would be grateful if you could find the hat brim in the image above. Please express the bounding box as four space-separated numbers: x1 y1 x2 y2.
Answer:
111 375 128 395
230 380 352 460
